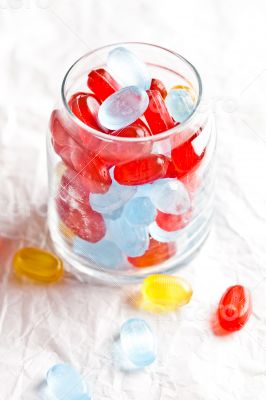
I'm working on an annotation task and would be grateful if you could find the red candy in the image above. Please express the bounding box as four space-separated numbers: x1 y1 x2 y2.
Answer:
150 78 167 99
87 68 120 102
128 238 176 267
144 90 175 134
217 285 252 332
156 209 192 232
69 92 101 130
114 154 169 185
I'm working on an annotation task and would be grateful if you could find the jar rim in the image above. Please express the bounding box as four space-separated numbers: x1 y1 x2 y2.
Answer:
61 41 203 143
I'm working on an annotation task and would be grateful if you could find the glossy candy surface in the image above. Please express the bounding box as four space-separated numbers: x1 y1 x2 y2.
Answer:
123 196 157 226
114 154 169 185
142 274 193 309
13 247 63 283
128 238 176 267
156 209 191 232
217 285 252 332
144 90 175 134
98 86 149 130
166 88 195 123
46 364 90 400
120 319 156 367
150 78 167 99
87 68 120 102
107 46 151 90
68 92 101 130
149 222 184 243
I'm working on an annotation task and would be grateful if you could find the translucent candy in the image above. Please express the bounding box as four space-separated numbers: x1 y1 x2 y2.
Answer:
87 68 120 102
120 319 156 368
68 92 101 130
128 239 176 268
165 88 195 123
73 237 124 269
144 90 175 134
142 274 193 309
149 222 183 243
217 285 252 332
150 78 167 99
156 209 192 232
150 178 190 215
98 86 149 130
107 46 151 90
107 217 149 257
46 364 90 400
89 180 137 215
13 247 63 283
123 197 157 226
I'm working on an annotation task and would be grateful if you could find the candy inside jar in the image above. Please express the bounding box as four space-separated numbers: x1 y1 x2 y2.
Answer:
47 43 215 281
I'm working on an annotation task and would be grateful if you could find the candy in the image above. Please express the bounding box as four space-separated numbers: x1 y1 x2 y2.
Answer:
120 319 156 368
73 237 124 269
156 209 191 232
144 90 175 134
46 364 90 400
150 178 190 215
165 88 195 122
107 46 151 90
114 154 169 186
150 78 167 99
123 197 157 226
68 92 101 130
13 247 63 283
87 68 120 102
142 274 193 309
217 285 252 332
172 84 196 101
98 86 149 130
149 222 184 243
107 217 149 257
128 238 176 267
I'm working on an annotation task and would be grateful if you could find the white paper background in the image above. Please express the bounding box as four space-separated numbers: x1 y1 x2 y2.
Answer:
0 0 266 398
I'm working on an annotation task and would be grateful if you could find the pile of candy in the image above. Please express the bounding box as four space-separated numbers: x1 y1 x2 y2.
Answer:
50 46 208 270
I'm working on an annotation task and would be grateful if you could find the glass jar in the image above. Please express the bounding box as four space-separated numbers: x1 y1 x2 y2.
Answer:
47 42 215 283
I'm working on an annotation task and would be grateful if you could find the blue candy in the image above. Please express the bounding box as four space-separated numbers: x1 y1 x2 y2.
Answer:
165 88 195 123
150 178 190 215
107 46 151 90
46 364 90 400
107 217 149 257
123 196 156 226
73 237 124 269
98 86 149 130
149 221 184 243
120 319 156 368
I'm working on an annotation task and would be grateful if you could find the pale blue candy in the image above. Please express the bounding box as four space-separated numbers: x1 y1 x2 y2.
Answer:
104 206 124 220
107 46 151 90
46 364 90 400
150 178 190 215
108 217 149 257
134 183 153 198
149 222 184 243
89 181 136 215
98 86 149 130
73 237 123 269
123 197 156 226
120 319 156 368
165 88 195 123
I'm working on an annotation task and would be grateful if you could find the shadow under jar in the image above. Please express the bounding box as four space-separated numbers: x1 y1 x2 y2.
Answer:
47 42 216 283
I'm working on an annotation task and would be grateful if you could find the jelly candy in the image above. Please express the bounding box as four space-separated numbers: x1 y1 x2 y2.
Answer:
150 78 167 99
149 222 184 243
165 88 195 123
120 319 156 367
217 285 252 332
114 154 169 185
87 68 120 102
171 131 205 178
59 220 75 240
144 90 175 134
107 46 151 90
98 86 149 130
73 237 124 269
172 84 196 101
123 197 157 226
60 168 90 204
142 274 193 309
107 217 149 257
13 247 63 283
90 180 137 215
128 238 176 267
156 209 192 232
150 178 190 215
68 92 101 130
46 364 90 400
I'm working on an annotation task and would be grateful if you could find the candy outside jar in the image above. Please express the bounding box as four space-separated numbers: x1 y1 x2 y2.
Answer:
47 42 216 283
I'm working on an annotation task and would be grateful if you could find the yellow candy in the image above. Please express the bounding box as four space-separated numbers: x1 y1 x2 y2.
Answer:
13 247 63 283
141 274 192 310
172 85 196 102
59 221 75 241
